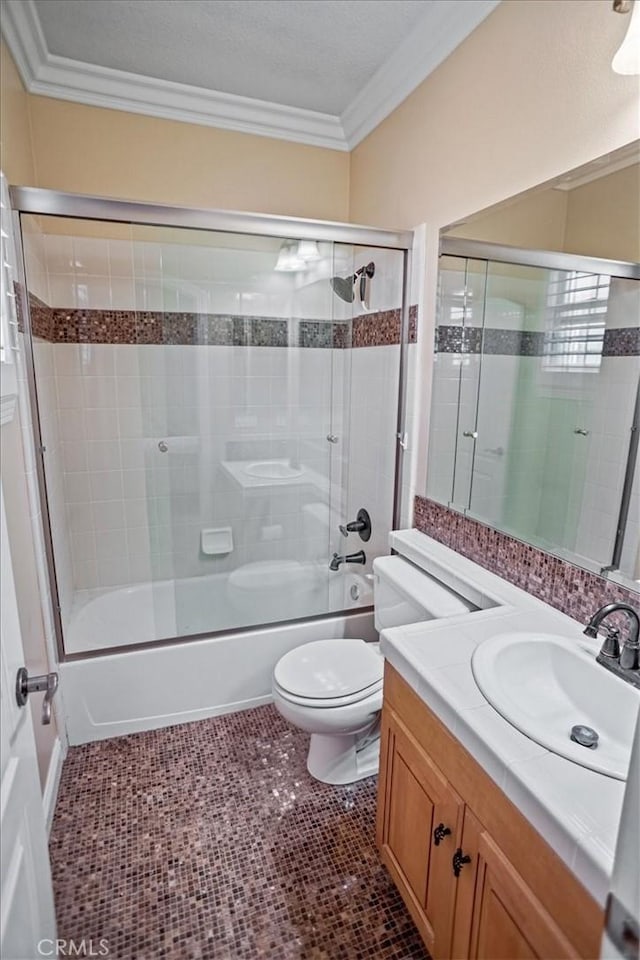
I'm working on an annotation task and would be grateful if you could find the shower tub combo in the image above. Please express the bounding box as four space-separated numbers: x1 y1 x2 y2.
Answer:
12 188 413 745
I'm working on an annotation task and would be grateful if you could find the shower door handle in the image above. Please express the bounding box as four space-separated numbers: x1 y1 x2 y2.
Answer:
326 434 339 444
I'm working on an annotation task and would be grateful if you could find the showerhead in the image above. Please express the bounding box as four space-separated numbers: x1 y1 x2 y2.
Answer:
330 261 375 303
330 275 356 303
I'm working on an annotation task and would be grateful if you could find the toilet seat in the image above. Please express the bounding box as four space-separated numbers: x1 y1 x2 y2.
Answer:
273 638 383 706
273 677 382 709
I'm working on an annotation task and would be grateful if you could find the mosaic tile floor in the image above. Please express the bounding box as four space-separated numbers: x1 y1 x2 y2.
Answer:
50 705 429 960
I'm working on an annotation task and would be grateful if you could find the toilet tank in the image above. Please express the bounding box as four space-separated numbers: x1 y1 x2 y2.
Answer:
373 555 476 631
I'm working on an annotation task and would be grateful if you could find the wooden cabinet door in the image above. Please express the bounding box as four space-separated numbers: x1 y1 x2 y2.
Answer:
377 706 464 958
454 810 579 960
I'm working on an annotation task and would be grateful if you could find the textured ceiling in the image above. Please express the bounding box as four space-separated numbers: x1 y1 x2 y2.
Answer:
34 0 431 115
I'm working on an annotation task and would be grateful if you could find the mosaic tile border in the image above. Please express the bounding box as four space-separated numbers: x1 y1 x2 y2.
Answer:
352 304 418 348
435 324 639 357
19 288 418 350
603 326 640 357
414 496 639 628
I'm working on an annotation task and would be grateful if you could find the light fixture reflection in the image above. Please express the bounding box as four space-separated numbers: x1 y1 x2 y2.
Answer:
274 239 321 272
297 240 321 262
613 0 640 74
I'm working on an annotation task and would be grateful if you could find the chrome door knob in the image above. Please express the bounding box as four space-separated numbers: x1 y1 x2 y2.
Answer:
15 668 59 725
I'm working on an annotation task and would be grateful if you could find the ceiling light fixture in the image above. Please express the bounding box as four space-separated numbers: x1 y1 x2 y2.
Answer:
612 0 640 75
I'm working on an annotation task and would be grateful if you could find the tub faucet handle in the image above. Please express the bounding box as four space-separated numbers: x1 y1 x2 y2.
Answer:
338 508 371 542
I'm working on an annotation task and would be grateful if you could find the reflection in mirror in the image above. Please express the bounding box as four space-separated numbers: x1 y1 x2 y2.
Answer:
427 144 640 591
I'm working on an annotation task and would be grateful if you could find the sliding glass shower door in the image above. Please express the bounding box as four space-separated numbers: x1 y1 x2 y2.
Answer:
21 212 406 655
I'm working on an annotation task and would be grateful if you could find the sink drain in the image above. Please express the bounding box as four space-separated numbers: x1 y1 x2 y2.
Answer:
570 724 599 749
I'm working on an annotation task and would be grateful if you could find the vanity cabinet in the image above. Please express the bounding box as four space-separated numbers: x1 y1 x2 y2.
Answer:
377 664 602 960
378 710 464 956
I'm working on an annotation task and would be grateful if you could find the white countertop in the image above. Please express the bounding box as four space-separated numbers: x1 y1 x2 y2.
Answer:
381 529 632 906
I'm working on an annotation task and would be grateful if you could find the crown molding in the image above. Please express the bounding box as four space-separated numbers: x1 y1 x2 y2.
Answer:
552 141 640 191
2 0 500 153
341 0 500 149
1 0 47 87
1 0 348 150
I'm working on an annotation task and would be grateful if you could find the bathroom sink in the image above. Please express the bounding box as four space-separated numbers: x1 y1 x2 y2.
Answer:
472 632 640 780
243 460 303 480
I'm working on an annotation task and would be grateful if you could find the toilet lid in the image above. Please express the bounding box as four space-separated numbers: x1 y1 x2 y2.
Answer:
274 638 383 700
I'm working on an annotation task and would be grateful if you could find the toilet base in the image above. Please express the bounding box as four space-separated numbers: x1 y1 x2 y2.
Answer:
306 726 380 785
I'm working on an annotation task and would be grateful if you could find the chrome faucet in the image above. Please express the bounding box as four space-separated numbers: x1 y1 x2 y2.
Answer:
584 602 640 687
329 550 366 571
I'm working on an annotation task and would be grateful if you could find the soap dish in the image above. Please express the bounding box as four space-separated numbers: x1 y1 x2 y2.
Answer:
201 527 233 556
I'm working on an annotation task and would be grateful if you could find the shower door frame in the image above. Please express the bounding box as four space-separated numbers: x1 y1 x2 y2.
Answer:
10 186 413 663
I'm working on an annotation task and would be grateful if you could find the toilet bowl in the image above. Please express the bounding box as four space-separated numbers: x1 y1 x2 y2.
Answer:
272 554 477 784
272 638 384 785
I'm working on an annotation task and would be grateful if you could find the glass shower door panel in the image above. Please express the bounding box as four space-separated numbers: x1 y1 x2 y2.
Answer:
427 255 474 505
20 214 181 654
131 224 337 638
468 262 636 569
467 261 544 531
451 258 487 511
341 243 404 607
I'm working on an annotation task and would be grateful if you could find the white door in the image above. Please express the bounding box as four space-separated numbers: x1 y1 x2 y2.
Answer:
1 482 57 959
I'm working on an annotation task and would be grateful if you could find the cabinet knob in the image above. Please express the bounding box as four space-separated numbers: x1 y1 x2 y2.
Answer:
433 822 452 846
452 847 472 877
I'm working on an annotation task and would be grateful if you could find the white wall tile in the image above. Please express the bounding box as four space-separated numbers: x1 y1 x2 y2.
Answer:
91 500 125 531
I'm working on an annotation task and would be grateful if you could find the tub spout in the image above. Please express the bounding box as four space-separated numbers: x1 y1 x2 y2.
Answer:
329 550 366 571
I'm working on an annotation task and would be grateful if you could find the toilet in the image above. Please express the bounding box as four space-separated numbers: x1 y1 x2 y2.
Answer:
272 554 477 784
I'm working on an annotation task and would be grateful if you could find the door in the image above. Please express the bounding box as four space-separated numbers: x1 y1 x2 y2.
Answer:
459 814 577 960
1 483 57 957
377 707 464 958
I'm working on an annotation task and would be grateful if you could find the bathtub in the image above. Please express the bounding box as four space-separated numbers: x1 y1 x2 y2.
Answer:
60 567 375 745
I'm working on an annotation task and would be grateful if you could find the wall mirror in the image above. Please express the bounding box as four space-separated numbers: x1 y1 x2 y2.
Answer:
426 142 640 592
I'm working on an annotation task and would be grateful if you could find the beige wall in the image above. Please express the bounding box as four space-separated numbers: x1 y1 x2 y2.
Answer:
349 1 640 229
26 93 350 221
447 188 569 252
0 38 35 184
446 163 640 263
564 163 640 262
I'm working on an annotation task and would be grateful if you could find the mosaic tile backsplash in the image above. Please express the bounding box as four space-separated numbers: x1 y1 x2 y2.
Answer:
50 704 428 960
414 496 639 626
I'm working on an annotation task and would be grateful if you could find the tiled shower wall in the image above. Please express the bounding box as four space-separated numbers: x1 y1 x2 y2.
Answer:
49 341 337 595
23 229 412 610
